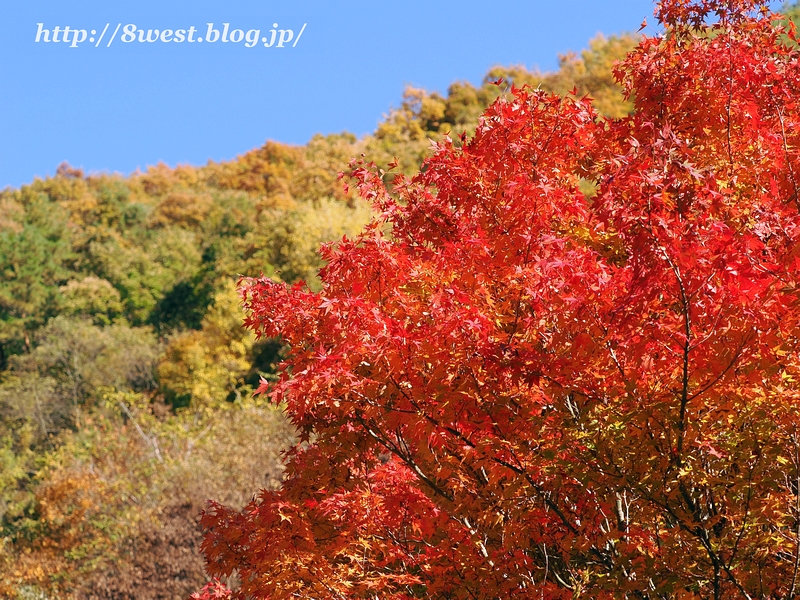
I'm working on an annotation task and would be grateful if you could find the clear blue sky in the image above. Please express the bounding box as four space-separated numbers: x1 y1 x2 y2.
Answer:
0 0 782 190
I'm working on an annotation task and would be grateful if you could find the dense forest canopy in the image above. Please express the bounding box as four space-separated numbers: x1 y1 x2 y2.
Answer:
1 5 796 595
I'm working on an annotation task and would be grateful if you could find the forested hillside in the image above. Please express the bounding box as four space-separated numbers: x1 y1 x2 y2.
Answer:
0 32 640 598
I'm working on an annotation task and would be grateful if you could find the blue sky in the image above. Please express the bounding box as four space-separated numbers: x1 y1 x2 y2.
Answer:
0 0 783 189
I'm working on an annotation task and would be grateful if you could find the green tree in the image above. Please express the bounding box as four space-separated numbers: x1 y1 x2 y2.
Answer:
0 225 72 361
240 197 373 290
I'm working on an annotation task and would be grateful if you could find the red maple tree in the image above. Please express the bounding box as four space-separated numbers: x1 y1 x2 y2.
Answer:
195 0 800 596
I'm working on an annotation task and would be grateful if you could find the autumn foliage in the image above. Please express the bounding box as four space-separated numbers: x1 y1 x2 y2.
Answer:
194 0 800 596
